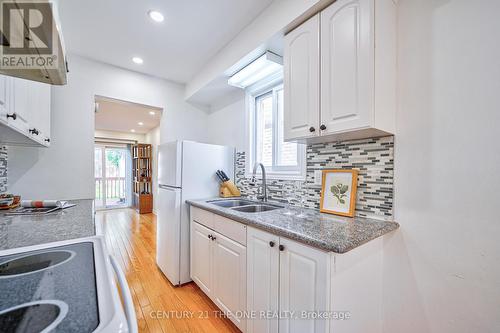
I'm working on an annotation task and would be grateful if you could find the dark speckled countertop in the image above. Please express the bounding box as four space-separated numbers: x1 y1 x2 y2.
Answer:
187 198 399 253
0 199 95 250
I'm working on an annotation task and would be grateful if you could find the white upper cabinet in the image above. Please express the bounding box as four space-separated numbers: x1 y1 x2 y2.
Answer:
320 0 372 134
284 0 396 143
284 14 320 140
0 75 52 147
29 81 52 143
0 75 9 118
12 78 31 128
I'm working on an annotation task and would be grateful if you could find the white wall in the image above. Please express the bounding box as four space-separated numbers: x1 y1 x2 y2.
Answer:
8 55 209 200
384 1 500 332
145 126 160 213
206 98 246 151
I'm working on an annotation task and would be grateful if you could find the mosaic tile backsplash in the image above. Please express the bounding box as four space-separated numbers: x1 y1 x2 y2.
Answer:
235 136 394 220
0 146 6 193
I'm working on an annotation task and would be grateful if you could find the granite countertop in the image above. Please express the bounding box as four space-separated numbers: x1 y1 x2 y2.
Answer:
0 199 96 250
187 198 399 254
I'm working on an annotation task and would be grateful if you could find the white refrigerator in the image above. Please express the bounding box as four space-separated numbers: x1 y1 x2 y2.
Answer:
156 141 234 285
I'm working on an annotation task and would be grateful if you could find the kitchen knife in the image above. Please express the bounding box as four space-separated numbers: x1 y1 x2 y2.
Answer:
220 170 230 181
215 171 225 182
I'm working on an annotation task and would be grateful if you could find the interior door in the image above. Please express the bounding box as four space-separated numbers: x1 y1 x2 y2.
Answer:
279 238 330 333
320 0 373 134
156 185 182 285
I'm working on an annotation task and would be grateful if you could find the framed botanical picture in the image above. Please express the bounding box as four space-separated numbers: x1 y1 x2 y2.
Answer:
320 169 358 217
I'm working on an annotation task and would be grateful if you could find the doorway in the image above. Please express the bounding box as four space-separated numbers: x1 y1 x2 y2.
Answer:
94 145 131 209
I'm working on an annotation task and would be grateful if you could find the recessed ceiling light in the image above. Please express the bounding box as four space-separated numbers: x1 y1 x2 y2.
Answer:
138 122 144 126
149 111 156 115
148 10 164 22
132 57 143 64
130 129 136 133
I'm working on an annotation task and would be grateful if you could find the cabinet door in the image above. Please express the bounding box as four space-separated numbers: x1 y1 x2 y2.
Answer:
8 77 30 132
29 81 51 139
283 14 320 141
246 227 279 333
12 77 31 123
0 75 7 118
320 0 373 134
279 238 330 333
191 222 214 297
213 232 247 332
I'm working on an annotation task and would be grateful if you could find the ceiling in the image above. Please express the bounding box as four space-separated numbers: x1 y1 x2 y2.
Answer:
94 97 161 134
58 0 274 84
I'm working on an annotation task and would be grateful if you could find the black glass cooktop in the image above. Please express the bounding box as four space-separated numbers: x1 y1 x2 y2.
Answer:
0 242 100 332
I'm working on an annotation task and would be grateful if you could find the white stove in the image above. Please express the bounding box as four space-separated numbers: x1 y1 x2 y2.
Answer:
0 236 137 332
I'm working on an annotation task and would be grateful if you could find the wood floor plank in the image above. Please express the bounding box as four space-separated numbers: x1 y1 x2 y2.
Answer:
96 209 240 333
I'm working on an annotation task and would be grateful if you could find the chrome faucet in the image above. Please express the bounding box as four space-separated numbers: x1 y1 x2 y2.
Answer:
249 162 267 202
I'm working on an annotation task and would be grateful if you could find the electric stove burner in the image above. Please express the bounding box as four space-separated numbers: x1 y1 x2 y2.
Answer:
0 300 68 333
0 250 75 278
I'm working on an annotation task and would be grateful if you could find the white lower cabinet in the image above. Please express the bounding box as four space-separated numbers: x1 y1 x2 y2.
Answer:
191 208 384 333
213 233 247 331
278 237 330 333
247 227 330 333
190 219 247 332
191 222 214 296
247 227 279 333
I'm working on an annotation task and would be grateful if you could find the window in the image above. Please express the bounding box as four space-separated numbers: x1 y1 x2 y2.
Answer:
246 76 306 180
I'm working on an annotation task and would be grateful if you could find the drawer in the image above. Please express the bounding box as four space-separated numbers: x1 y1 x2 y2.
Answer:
191 207 214 229
213 214 246 246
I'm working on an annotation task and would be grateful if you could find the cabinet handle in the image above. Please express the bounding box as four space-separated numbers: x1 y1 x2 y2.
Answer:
29 128 39 135
208 234 212 240
269 241 275 247
45 138 50 143
309 127 315 132
6 113 16 120
320 124 326 131
212 236 216 241
279 245 285 251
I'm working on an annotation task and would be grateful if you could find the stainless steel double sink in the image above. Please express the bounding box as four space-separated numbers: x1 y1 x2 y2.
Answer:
207 199 283 213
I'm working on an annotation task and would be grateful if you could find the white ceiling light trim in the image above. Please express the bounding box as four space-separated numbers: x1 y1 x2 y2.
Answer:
148 10 164 23
228 51 283 89
132 57 143 64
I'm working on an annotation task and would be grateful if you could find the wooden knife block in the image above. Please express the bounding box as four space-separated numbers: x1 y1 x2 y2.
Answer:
219 181 241 198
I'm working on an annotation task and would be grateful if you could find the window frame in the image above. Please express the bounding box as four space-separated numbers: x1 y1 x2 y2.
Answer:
245 73 306 180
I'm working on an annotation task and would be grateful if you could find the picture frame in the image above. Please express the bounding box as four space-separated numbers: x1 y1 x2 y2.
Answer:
320 169 358 217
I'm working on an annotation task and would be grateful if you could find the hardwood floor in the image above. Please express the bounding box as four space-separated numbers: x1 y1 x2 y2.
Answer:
97 208 240 333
